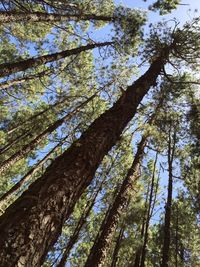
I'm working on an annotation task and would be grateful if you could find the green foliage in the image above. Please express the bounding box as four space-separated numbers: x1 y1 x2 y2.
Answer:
0 1 200 266
149 0 181 15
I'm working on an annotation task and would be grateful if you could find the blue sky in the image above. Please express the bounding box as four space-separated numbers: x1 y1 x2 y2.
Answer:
114 0 200 21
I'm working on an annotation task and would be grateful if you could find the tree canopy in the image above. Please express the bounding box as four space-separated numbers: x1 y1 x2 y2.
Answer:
0 1 199 266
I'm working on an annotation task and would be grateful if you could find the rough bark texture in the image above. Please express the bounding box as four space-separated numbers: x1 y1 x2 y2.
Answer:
161 128 176 267
0 51 169 267
0 42 112 78
0 95 94 174
84 136 147 267
110 226 124 267
57 178 105 267
0 134 69 210
0 11 112 23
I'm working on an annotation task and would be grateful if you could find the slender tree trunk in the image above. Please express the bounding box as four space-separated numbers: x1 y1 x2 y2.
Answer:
0 69 49 90
0 11 113 23
140 153 158 267
132 181 151 267
110 226 124 267
0 41 113 78
84 136 147 267
0 128 32 154
0 49 170 267
161 127 176 267
0 94 95 174
57 176 106 267
6 95 72 136
0 133 71 210
175 206 179 267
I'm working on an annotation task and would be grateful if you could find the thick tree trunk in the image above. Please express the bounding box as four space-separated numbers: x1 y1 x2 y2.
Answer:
0 50 169 267
0 94 95 174
110 226 124 267
161 128 176 267
84 136 147 267
0 41 113 78
140 153 158 267
0 11 112 23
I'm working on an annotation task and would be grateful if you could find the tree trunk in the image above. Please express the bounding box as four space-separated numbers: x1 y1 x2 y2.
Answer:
161 127 176 267
132 181 151 267
0 41 113 78
0 129 32 155
6 95 72 136
0 94 95 174
57 176 106 267
0 132 72 210
0 69 49 91
0 11 113 23
0 50 170 267
140 153 158 267
84 136 147 267
175 206 179 267
110 226 124 267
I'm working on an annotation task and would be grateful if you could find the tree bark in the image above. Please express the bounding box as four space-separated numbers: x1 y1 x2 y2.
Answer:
0 69 48 90
140 153 158 267
161 127 176 267
0 128 32 155
175 206 179 267
0 41 113 78
84 136 147 267
132 180 151 267
0 94 95 174
0 133 71 211
0 49 170 267
0 11 113 23
57 176 106 267
110 226 124 267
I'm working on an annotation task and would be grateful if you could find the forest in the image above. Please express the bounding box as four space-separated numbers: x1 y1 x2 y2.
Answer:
0 0 199 266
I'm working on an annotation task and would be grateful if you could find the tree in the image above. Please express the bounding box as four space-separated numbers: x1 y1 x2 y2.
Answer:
0 42 172 266
161 122 177 267
83 93 164 267
0 2 199 267
0 41 112 78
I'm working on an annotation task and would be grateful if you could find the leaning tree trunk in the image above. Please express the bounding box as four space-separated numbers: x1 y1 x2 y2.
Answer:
110 226 124 267
57 173 108 267
161 127 176 267
0 94 95 174
0 132 73 210
0 68 49 90
84 136 147 267
0 41 112 78
0 128 32 155
84 82 165 267
6 94 72 136
0 48 170 267
0 11 113 23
